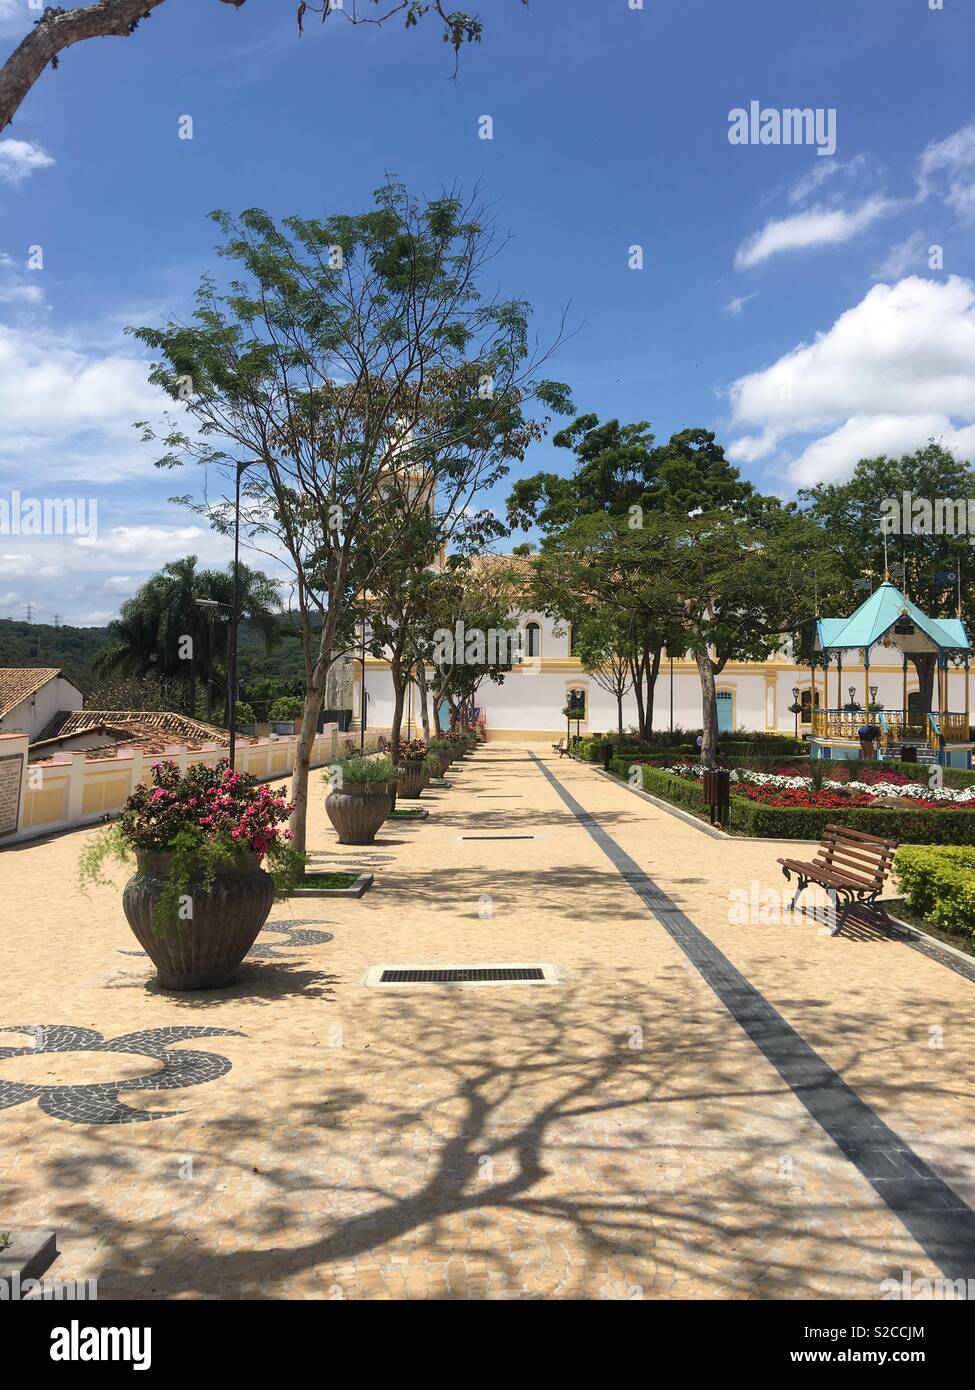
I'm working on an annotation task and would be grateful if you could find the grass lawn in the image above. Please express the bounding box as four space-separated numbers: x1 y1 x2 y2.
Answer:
299 872 361 890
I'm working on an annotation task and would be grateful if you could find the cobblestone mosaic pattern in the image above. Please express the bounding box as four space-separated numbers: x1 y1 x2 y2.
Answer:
2 748 975 1298
0 1025 243 1125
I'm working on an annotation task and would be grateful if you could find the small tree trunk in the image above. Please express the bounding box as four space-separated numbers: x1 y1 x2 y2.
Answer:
290 671 327 857
617 690 624 734
416 661 432 741
630 656 646 739
389 655 406 763
696 650 720 765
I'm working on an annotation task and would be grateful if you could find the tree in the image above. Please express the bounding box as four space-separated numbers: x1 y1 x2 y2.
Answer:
421 556 522 733
95 556 280 720
798 444 975 714
668 503 840 763
133 182 569 853
269 696 305 721
509 418 752 737
0 0 528 136
570 612 634 735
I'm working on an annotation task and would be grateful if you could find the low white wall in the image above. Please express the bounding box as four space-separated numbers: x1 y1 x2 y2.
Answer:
1 723 391 847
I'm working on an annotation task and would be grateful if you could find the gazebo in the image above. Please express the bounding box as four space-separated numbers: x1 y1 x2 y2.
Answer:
809 581 972 767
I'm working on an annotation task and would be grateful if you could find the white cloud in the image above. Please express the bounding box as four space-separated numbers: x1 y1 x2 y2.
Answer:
727 275 975 484
0 553 63 578
723 292 757 317
874 231 930 281
0 321 167 484
787 155 868 207
0 138 54 186
734 196 895 270
76 525 232 562
917 121 975 221
104 575 135 590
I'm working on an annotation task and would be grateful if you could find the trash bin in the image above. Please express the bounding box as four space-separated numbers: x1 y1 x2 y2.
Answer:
702 767 731 826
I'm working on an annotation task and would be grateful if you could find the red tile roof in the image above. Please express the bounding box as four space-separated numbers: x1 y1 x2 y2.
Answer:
0 668 63 721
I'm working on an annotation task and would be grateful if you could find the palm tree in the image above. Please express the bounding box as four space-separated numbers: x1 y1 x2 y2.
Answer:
96 556 282 720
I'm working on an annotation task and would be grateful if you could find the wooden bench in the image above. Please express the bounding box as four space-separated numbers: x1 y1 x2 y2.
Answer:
552 736 568 757
778 823 899 937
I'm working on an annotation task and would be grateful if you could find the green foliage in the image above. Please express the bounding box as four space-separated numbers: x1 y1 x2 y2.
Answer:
234 702 256 725
268 696 304 721
895 846 975 937
94 556 281 719
328 755 395 785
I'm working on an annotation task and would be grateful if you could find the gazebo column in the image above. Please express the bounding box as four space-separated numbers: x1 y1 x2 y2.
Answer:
863 649 870 714
836 651 842 712
938 655 945 717
966 654 971 736
902 654 908 733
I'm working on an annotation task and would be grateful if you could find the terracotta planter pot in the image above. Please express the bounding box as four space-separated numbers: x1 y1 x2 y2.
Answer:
326 781 390 844
432 749 451 775
398 760 426 798
122 851 274 991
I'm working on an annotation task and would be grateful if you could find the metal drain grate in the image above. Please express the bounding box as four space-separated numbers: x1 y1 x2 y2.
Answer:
365 963 559 987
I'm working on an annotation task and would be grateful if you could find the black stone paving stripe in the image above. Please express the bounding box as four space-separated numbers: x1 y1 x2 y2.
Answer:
528 751 975 1284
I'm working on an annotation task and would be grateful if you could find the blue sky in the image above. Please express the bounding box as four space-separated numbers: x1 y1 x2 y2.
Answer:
1 0 975 623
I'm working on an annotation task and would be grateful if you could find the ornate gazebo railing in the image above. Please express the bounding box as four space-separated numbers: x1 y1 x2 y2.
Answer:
810 709 970 746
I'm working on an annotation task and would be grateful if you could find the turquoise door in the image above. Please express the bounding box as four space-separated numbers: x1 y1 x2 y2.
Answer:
716 691 733 733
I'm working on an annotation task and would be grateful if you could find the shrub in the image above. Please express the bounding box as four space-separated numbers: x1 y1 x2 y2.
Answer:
269 696 304 721
399 737 427 761
328 754 395 785
895 845 975 939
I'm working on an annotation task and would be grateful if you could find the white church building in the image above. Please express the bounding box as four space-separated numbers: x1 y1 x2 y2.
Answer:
358 607 975 743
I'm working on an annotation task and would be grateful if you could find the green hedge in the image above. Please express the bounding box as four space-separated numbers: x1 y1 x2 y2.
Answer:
895 845 975 938
611 757 975 844
578 735 806 763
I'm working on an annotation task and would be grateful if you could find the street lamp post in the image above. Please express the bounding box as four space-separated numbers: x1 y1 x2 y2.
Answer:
789 685 802 737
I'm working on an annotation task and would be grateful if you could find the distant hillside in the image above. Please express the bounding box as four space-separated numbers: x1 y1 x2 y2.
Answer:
0 614 311 698
0 618 109 692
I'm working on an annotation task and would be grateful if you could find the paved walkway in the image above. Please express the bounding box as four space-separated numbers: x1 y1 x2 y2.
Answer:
2 745 974 1299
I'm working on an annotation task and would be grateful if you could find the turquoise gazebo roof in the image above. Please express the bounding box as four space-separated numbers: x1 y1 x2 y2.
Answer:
815 582 971 654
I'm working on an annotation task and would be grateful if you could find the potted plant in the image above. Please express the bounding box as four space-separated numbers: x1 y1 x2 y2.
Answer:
324 754 395 843
398 738 428 798
78 759 301 990
428 736 454 775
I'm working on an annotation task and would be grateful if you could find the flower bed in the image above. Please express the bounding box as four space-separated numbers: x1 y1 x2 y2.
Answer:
661 763 975 809
609 755 975 844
